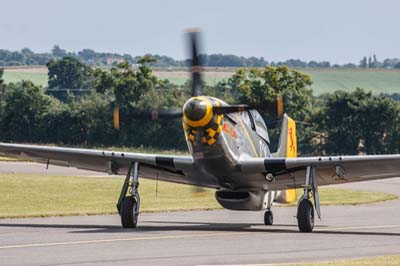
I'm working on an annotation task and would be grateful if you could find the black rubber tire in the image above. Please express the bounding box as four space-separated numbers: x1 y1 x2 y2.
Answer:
297 199 314 232
264 210 273 225
120 196 138 228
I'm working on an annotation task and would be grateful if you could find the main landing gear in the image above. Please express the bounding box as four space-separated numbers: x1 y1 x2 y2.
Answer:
264 210 273 225
297 166 321 232
117 161 141 228
264 191 274 225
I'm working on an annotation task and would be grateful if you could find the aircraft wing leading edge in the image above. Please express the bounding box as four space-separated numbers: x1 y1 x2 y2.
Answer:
0 142 218 188
240 154 400 187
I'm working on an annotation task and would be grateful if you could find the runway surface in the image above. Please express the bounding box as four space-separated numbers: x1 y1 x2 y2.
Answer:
1 162 400 265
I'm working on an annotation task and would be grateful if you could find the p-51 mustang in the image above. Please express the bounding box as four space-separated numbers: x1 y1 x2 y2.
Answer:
2 31 400 232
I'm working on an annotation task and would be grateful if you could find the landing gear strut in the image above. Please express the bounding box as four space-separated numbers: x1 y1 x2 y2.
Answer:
297 166 320 232
264 191 274 225
117 161 141 228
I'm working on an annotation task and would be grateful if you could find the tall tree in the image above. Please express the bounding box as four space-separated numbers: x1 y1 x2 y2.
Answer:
372 54 378 68
220 66 314 152
318 88 400 155
360 56 367 68
46 57 94 101
0 68 4 87
0 81 56 142
228 66 313 121
51 45 67 57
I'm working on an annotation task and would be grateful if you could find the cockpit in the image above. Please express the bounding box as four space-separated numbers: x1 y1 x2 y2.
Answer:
240 110 270 143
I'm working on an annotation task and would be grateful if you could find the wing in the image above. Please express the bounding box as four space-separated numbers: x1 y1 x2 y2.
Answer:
239 154 400 189
0 143 217 188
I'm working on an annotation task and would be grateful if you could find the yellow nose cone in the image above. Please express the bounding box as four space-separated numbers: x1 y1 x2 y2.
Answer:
183 97 213 127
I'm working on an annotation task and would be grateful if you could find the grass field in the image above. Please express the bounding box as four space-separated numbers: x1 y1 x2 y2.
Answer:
303 68 400 94
0 173 396 219
2 67 48 87
0 156 19 161
283 255 400 266
2 67 400 95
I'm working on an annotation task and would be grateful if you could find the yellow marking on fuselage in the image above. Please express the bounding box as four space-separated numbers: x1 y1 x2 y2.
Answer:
207 138 216 145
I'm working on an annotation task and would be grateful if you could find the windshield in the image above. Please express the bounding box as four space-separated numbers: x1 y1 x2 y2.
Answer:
249 110 270 143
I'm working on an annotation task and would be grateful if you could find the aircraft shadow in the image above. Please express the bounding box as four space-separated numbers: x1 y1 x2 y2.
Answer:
0 221 399 237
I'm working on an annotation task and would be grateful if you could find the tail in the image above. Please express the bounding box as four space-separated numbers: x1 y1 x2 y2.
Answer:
273 114 297 158
273 114 297 203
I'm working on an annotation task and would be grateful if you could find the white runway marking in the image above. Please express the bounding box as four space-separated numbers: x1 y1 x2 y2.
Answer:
315 224 400 231
197 265 273 266
0 224 399 251
0 232 249 250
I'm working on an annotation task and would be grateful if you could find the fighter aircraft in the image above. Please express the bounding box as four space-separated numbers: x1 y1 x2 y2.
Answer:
1 30 400 232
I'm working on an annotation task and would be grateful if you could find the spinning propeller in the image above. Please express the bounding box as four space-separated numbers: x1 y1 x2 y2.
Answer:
113 29 284 128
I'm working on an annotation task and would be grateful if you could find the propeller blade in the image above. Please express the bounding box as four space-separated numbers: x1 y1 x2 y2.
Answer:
277 95 284 119
263 95 285 120
213 105 251 114
127 109 182 120
187 29 202 97
213 95 283 117
113 107 182 129
113 106 120 130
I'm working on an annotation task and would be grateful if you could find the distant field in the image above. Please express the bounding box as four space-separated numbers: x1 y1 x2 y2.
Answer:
2 67 48 87
303 68 400 94
3 67 400 95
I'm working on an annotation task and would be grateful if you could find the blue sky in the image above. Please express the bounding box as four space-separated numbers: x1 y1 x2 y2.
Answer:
1 0 399 64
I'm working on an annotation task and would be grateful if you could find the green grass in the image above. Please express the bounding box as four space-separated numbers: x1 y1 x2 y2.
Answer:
160 68 400 95
290 187 397 206
3 68 400 95
0 174 220 218
2 70 48 87
0 156 19 161
0 174 396 218
283 255 400 266
301 68 400 95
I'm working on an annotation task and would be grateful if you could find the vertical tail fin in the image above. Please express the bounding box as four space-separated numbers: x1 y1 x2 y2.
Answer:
273 114 297 203
273 114 297 158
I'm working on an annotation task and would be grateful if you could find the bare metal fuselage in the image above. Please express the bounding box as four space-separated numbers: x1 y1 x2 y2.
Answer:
182 96 282 192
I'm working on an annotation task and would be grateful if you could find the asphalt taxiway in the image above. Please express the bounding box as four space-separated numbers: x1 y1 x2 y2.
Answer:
0 162 400 266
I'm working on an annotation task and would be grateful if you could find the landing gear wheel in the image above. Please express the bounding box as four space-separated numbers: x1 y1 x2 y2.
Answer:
264 210 273 225
121 196 138 228
297 199 314 232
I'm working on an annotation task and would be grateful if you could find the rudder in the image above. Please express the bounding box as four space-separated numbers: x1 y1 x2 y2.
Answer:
273 114 297 203
273 114 297 158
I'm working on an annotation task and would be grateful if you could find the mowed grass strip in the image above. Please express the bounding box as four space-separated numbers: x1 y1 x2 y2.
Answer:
0 174 396 219
2 70 48 87
0 174 220 218
4 68 400 95
282 254 400 266
290 187 397 206
0 157 19 161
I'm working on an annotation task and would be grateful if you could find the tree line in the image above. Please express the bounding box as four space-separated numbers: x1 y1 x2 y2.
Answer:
2 45 400 69
1 56 400 155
